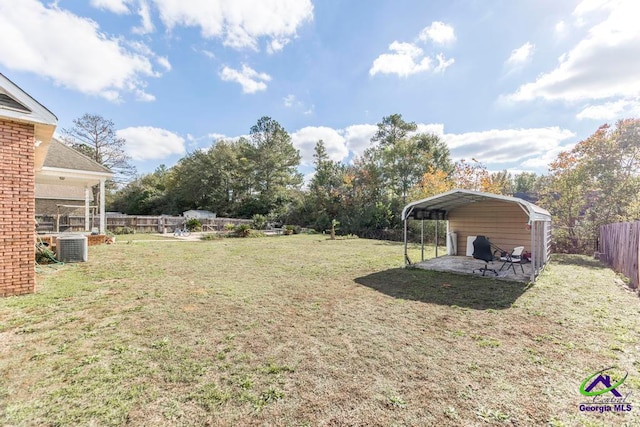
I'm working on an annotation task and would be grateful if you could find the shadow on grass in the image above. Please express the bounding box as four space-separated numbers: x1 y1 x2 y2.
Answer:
354 268 532 310
551 254 608 270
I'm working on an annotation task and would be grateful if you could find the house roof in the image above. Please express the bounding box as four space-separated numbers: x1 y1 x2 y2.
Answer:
402 189 551 222
35 138 113 187
0 73 58 170
0 73 57 124
43 138 112 174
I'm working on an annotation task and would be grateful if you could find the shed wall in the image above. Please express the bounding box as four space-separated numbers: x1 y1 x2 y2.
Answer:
0 119 35 296
448 200 531 255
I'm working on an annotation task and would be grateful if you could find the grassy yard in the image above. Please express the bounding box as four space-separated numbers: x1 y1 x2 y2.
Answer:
1 235 639 426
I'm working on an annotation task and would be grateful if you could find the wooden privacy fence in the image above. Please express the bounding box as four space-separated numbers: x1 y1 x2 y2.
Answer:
599 221 640 290
35 214 252 234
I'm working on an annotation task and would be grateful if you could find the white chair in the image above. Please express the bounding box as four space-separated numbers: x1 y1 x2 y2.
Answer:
499 246 525 275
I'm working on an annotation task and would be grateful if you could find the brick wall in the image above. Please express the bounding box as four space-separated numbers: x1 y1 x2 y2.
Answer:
0 119 35 296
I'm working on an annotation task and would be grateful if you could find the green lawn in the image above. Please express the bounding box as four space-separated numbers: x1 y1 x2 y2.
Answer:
1 235 639 426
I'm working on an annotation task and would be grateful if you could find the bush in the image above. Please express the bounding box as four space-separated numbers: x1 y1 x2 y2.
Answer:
200 233 221 241
284 225 301 235
113 226 135 235
185 218 202 232
224 223 236 232
234 224 252 237
252 214 267 230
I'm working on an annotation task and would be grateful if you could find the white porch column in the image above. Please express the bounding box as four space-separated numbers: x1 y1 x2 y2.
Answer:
99 178 106 234
84 185 91 232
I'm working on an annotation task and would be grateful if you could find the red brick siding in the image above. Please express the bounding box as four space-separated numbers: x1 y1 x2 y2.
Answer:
0 119 35 296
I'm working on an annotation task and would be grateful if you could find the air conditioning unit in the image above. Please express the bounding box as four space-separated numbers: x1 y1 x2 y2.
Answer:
57 235 88 263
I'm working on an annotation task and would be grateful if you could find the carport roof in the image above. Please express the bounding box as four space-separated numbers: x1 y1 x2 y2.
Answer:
402 189 551 222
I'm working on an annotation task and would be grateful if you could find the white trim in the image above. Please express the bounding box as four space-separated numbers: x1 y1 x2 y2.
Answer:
39 166 112 180
0 74 57 126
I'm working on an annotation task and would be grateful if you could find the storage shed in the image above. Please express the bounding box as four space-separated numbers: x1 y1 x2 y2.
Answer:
401 189 552 282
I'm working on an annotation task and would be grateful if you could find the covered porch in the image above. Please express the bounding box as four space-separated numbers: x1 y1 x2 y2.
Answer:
35 139 112 234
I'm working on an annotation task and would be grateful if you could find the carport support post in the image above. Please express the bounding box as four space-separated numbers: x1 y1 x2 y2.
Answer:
420 219 424 261
403 217 409 265
435 218 439 258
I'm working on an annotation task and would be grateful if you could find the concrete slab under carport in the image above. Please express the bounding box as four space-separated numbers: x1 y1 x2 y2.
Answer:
413 256 532 283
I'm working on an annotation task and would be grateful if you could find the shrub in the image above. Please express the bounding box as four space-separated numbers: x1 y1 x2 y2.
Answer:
284 225 301 235
200 233 221 241
114 226 135 235
234 224 252 237
224 223 236 232
185 218 202 232
252 214 267 230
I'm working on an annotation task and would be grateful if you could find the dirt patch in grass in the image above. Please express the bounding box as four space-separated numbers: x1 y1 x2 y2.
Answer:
1 235 639 426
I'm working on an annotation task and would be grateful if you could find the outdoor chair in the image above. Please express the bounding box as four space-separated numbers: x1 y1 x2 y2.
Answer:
498 246 525 275
472 236 498 276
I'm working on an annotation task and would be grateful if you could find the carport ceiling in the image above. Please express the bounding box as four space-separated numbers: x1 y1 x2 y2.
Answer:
402 189 550 221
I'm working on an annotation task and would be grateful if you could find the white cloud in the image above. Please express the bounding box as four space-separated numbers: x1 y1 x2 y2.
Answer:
152 0 313 51
117 126 186 160
555 20 567 36
417 21 456 45
414 123 445 136
444 127 576 169
343 124 378 157
90 0 131 14
506 42 534 67
133 0 155 34
509 0 640 102
283 94 298 107
0 0 163 101
134 89 155 102
201 50 216 60
291 126 348 166
267 38 290 54
577 98 640 120
370 21 456 77
156 56 172 71
369 41 432 77
220 64 271 93
434 53 455 73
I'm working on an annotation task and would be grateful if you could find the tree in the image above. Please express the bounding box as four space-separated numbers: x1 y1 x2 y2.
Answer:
409 167 454 200
62 114 136 184
109 165 172 214
539 119 640 253
371 113 417 146
452 158 500 193
246 116 302 214
309 140 345 231
513 172 538 193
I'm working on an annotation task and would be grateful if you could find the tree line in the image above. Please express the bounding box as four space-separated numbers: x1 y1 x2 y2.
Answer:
62 114 640 252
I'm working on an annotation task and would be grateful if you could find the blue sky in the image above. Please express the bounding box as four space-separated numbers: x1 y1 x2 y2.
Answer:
1 0 638 180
